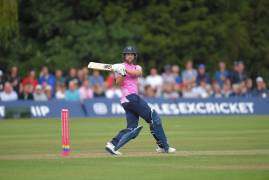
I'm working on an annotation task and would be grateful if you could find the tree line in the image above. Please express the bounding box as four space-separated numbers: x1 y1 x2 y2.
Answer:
0 0 269 80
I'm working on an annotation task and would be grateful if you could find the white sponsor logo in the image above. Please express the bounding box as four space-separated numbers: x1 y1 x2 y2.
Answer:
148 102 254 115
31 106 50 117
93 103 108 115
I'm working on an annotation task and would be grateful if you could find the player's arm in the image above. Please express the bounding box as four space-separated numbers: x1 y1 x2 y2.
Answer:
126 66 143 77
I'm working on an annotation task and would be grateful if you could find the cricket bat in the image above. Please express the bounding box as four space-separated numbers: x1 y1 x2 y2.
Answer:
87 62 113 71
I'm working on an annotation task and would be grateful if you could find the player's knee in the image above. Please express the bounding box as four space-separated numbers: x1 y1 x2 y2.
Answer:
151 109 161 125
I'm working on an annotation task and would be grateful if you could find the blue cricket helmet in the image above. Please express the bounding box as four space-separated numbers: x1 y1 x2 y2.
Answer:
122 46 137 55
122 46 137 61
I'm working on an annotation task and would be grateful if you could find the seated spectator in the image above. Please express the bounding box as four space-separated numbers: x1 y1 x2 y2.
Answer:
33 85 48 101
192 79 212 98
245 78 254 96
182 84 199 98
0 82 18 101
0 70 4 91
105 85 122 98
138 76 146 95
55 84 66 99
143 85 156 97
162 83 179 99
93 84 105 97
6 66 20 93
20 70 38 92
253 76 267 98
182 60 197 86
65 68 79 86
38 66 56 92
19 83 34 100
79 79 93 101
238 81 248 97
145 68 163 96
65 81 80 101
231 83 241 97
222 81 232 98
196 64 210 85
211 83 222 98
55 69 66 87
44 85 53 100
89 70 104 87
214 61 229 87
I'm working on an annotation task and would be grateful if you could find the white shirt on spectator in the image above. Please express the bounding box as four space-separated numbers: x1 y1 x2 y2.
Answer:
145 75 163 88
192 86 209 98
0 91 18 101
55 90 65 99
105 88 122 98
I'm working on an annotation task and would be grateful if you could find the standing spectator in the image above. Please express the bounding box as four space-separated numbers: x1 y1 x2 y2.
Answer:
89 70 104 87
77 69 86 86
214 61 229 87
33 85 48 101
65 68 79 86
20 70 38 92
145 68 163 96
79 79 93 101
55 69 65 87
65 81 80 101
0 70 4 91
162 65 175 84
38 66 56 92
6 66 20 93
182 60 197 86
253 77 267 98
55 84 66 100
171 65 183 93
229 61 247 85
196 64 210 85
171 65 182 85
105 72 115 89
19 83 34 100
0 82 18 101
237 61 247 83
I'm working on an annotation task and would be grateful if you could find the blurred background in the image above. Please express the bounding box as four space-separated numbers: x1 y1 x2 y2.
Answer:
0 0 269 102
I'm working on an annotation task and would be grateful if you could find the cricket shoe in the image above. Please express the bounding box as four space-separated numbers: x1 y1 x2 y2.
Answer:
105 142 122 156
156 147 176 153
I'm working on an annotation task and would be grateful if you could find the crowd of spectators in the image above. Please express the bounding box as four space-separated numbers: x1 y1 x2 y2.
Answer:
0 60 268 102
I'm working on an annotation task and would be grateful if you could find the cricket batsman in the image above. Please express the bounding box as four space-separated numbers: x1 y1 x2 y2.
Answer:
105 46 176 155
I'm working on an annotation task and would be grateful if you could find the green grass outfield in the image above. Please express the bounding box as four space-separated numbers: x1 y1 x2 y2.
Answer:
0 116 269 180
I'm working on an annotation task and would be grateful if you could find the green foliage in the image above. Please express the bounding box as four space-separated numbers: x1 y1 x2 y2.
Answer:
0 0 269 80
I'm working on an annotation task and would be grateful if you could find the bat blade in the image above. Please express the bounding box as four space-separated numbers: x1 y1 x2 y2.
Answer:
87 62 113 71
